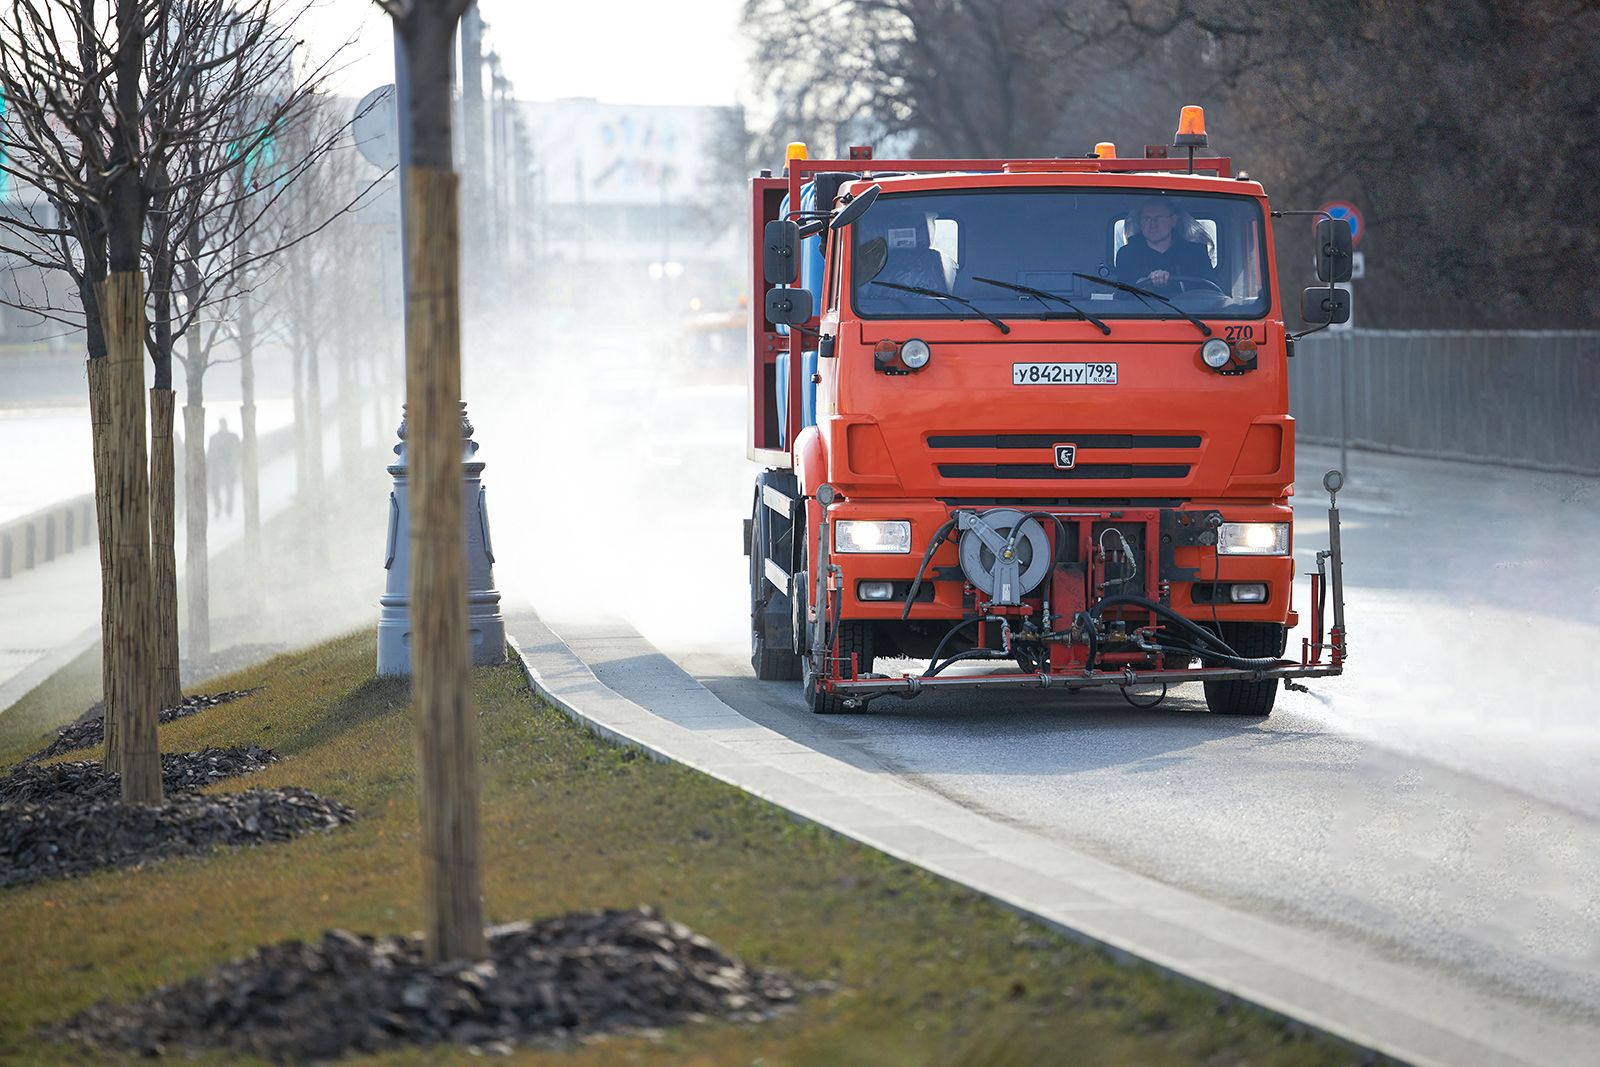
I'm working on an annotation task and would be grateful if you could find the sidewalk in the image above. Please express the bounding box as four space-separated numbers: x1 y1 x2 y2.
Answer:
0 415 376 715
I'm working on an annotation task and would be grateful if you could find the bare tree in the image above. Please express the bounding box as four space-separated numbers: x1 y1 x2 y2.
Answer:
741 0 1133 160
143 11 356 666
741 0 1600 327
0 0 123 764
374 0 483 964
0 0 352 799
141 0 300 699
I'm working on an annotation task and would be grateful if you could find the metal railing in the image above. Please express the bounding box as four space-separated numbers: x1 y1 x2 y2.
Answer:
0 417 303 581
0 496 96 579
1291 330 1600 476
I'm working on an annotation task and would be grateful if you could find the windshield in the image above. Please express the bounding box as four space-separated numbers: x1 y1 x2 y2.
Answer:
850 189 1270 322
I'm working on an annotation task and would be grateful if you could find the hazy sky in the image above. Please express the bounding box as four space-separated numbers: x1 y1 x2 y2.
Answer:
302 0 749 106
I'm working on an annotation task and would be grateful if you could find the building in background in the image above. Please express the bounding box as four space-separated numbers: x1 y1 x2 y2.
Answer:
521 98 746 324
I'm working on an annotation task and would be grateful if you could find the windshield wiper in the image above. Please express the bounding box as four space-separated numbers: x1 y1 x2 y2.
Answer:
1071 273 1212 337
972 276 1111 335
871 280 1011 334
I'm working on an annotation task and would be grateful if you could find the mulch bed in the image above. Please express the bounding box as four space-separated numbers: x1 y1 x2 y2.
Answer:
0 741 353 890
0 786 355 889
22 689 262 764
0 746 279 805
58 907 799 1061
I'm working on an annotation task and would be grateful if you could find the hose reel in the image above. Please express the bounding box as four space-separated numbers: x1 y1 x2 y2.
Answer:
956 509 1051 606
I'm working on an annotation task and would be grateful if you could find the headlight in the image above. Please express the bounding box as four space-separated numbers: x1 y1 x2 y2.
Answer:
835 520 912 554
1201 338 1232 368
900 338 931 369
1217 522 1289 555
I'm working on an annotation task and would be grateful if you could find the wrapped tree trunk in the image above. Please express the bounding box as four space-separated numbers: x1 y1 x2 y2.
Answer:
389 0 483 963
86 357 119 773
100 272 161 805
291 325 307 493
304 331 328 567
183 396 210 662
408 167 483 963
337 311 361 479
239 298 262 570
148 388 182 709
306 333 325 503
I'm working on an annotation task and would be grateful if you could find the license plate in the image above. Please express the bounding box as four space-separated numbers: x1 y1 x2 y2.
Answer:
1012 362 1118 385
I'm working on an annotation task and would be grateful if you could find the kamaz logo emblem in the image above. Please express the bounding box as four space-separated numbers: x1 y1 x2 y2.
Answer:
1054 444 1077 469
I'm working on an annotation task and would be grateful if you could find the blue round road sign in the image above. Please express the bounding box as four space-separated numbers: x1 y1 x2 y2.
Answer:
1318 200 1363 247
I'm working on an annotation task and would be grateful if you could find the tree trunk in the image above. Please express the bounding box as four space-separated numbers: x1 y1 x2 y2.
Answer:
100 272 161 805
306 334 325 500
408 167 483 963
87 357 118 773
239 298 262 570
337 310 361 479
291 321 307 494
304 331 328 566
148 389 182 709
183 398 210 662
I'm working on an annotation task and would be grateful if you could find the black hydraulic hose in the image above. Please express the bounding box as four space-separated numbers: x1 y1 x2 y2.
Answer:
925 616 982 670
1091 594 1234 655
1317 562 1328 638
1088 594 1287 670
925 647 1013 678
902 517 958 620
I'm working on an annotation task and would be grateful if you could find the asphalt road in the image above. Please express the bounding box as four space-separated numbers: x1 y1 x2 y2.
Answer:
479 342 1600 1029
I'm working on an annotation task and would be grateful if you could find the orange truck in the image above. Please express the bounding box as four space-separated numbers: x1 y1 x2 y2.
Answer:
745 108 1352 716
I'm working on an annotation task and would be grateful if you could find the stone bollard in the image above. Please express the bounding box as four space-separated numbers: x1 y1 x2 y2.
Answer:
376 403 506 677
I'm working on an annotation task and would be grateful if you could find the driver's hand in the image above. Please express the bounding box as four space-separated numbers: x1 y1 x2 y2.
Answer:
1149 270 1170 287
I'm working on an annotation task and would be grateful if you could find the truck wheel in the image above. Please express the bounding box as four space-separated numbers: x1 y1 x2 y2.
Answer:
749 482 801 681
1202 622 1286 717
805 621 874 715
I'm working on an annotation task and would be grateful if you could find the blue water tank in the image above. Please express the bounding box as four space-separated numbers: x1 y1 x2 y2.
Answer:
773 182 824 445
774 349 818 446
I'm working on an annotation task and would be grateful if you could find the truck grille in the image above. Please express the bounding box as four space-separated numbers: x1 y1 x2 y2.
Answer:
928 433 1202 450
938 463 1190 480
928 430 1199 483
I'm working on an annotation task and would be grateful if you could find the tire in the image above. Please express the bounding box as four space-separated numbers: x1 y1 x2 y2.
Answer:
749 479 802 681
1202 621 1286 717
806 621 874 715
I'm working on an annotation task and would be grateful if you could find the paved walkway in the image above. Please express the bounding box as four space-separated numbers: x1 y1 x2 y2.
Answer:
508 607 1600 1067
0 413 371 714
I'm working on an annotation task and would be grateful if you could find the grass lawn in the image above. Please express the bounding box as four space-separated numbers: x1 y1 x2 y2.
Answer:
0 632 1361 1066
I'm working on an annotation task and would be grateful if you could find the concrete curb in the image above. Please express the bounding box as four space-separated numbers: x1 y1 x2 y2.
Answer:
0 624 97 718
508 613 1594 1067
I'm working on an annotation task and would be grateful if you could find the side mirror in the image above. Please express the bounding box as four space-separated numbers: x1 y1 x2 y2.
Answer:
1315 218 1353 283
832 183 880 231
763 219 800 285
765 286 813 327
1301 285 1351 325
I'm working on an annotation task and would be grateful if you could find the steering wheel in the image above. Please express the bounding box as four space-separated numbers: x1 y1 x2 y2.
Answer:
1135 273 1225 295
1170 275 1225 294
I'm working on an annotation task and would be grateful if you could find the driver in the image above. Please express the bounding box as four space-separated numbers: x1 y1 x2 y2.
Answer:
856 204 949 293
1115 199 1215 293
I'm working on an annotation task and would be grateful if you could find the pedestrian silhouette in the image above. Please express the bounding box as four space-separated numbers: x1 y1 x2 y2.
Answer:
208 418 242 518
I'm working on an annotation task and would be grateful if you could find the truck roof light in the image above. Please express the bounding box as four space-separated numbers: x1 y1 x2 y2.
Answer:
786 141 809 162
1174 106 1208 147
1094 142 1116 159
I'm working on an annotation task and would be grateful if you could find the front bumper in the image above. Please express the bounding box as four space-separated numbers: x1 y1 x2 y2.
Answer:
823 499 1297 625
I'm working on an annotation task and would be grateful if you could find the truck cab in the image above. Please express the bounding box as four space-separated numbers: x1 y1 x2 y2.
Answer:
746 119 1349 717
